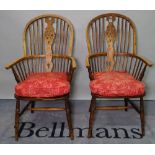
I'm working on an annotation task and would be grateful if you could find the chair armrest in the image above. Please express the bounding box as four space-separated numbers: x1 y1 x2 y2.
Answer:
70 57 77 69
87 52 153 68
5 57 25 70
85 53 107 71
5 54 77 82
127 54 152 81
6 55 77 69
5 56 31 82
136 55 153 67
85 52 152 81
85 53 105 68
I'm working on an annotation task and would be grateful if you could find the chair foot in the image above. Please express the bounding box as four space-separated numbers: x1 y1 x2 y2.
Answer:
88 129 93 138
15 99 20 141
69 130 74 140
65 98 74 140
88 96 96 138
140 97 145 137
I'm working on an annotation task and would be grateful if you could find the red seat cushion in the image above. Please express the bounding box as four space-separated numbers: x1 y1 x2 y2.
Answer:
92 71 128 80
15 72 70 98
90 72 145 97
27 72 68 81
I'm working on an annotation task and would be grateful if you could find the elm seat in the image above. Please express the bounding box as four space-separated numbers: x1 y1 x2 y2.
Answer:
15 72 70 98
90 72 145 97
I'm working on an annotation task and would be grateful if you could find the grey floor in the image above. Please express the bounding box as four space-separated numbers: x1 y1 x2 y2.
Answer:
0 99 155 144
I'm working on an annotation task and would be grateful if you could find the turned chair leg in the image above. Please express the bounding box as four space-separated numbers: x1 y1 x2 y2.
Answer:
65 98 74 140
88 96 96 138
30 101 35 113
15 99 20 141
140 97 145 137
124 98 128 111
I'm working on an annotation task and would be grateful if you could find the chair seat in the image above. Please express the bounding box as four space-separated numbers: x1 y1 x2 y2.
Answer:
90 72 145 97
15 72 70 98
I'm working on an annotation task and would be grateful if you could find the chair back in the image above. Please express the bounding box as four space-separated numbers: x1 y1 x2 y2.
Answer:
86 13 137 55
23 14 74 57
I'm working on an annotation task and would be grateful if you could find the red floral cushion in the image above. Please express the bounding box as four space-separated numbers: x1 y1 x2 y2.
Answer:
28 72 68 81
90 72 145 97
15 72 70 98
92 71 129 80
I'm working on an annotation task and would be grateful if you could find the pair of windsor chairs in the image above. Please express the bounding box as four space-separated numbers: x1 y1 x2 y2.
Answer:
5 13 152 141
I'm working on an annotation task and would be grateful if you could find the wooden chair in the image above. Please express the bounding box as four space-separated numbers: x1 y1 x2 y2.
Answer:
5 14 76 140
86 13 152 138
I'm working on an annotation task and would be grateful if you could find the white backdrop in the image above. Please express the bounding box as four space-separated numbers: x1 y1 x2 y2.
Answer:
0 10 155 100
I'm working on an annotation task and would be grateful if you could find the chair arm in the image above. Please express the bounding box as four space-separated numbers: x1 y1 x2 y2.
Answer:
5 55 77 83
127 54 152 81
85 53 107 71
136 55 153 67
5 56 32 82
70 56 77 70
85 53 152 81
87 52 153 68
5 57 25 70
85 53 105 68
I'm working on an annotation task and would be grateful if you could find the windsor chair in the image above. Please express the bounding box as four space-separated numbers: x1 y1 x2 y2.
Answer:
86 13 152 138
5 14 76 140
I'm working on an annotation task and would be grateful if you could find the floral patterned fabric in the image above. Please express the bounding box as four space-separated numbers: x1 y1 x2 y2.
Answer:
92 71 129 80
90 72 145 97
15 72 70 98
27 72 68 81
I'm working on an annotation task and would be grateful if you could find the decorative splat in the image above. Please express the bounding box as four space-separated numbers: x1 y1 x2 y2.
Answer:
44 17 56 72
105 16 117 72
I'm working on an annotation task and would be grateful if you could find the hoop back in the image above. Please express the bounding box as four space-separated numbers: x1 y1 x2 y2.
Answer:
86 13 137 55
23 14 74 57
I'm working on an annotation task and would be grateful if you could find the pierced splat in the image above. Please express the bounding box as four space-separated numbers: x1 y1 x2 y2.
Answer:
105 16 117 72
44 17 56 72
